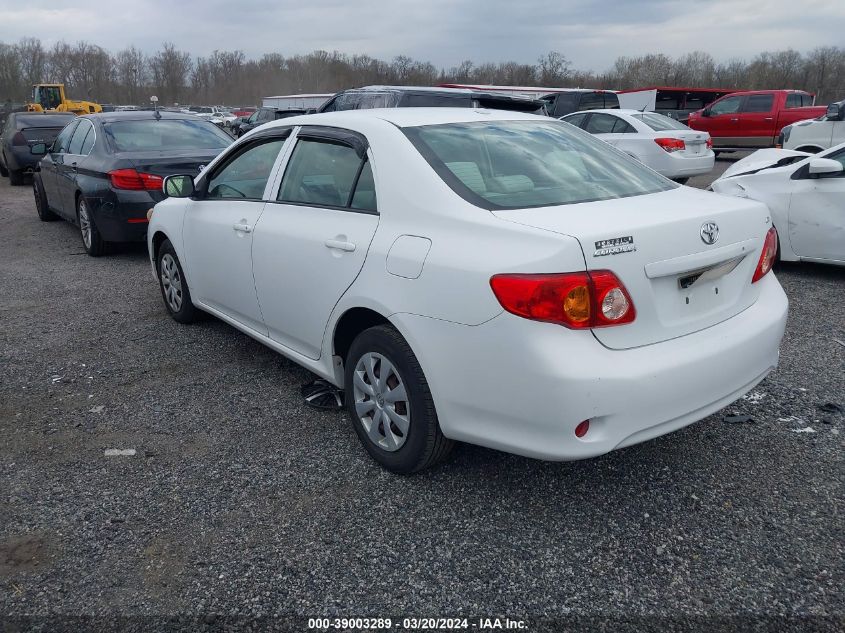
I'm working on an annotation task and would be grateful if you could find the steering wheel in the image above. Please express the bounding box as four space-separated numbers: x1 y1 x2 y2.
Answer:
210 183 247 198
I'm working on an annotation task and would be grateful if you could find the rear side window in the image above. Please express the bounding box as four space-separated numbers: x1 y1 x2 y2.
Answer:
562 112 588 128
104 119 232 151
53 121 78 153
206 138 287 200
786 93 813 108
278 138 376 212
584 113 619 134
742 95 774 113
578 92 606 111
68 120 93 154
632 112 690 131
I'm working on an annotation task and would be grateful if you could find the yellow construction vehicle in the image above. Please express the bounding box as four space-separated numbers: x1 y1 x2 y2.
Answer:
26 84 102 115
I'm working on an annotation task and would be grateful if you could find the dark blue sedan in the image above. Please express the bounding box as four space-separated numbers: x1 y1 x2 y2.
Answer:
32 111 233 256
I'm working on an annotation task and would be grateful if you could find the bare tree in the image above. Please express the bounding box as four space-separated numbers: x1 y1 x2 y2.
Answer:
150 42 193 105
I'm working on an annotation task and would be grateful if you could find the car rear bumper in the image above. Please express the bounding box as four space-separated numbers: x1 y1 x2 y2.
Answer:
5 147 40 172
392 273 788 461
654 151 715 179
90 190 153 242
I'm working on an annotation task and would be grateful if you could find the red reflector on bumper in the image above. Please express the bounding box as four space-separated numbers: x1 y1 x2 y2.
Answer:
126 218 149 224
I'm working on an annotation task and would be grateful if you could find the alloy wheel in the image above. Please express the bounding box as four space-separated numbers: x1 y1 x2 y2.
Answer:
78 200 92 249
352 352 411 452
160 253 183 313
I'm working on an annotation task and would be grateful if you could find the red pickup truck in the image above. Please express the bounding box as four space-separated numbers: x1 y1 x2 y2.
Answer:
687 90 827 150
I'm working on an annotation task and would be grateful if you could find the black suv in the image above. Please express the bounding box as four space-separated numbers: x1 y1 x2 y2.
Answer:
541 90 620 118
318 86 547 114
233 108 309 137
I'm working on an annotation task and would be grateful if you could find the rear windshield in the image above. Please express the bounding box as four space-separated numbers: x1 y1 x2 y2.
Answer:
631 112 690 131
15 114 75 129
404 120 674 210
103 119 232 152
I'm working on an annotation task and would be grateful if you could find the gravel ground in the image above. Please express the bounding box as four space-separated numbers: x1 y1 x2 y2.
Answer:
1 157 843 632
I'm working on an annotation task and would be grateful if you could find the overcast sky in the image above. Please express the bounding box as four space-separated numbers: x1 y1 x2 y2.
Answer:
1 0 843 71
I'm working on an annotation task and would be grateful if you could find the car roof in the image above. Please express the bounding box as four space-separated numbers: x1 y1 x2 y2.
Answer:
254 107 547 132
79 110 208 123
563 109 672 119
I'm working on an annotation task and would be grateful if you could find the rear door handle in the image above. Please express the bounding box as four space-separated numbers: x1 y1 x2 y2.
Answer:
232 222 252 233
324 239 356 252
730 118 739 122
764 117 773 121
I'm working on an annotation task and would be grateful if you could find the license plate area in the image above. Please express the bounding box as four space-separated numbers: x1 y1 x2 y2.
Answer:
678 255 745 289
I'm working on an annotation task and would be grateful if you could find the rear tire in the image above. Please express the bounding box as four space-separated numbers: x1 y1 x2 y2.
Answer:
9 169 24 186
345 325 453 474
156 239 199 324
33 175 57 221
77 196 106 256
674 177 689 185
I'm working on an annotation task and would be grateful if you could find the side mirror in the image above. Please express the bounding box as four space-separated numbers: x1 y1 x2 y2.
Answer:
702 107 712 118
163 174 196 198
808 157 844 177
30 142 47 155
826 102 844 121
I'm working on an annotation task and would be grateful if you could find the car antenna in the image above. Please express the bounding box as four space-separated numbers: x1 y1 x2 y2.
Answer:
150 95 161 120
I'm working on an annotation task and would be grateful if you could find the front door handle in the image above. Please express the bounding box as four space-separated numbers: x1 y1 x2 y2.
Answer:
730 118 739 122
324 239 356 252
764 117 773 121
232 222 252 233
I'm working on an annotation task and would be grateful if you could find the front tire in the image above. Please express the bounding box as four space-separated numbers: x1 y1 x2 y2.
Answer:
33 176 58 221
156 239 199 324
77 196 105 256
345 325 453 474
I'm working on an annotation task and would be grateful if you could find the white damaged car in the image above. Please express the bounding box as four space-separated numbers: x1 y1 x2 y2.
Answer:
711 143 845 266
148 109 787 473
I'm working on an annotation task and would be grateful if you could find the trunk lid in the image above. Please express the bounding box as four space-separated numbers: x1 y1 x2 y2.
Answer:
124 149 222 178
493 187 772 350
673 130 709 157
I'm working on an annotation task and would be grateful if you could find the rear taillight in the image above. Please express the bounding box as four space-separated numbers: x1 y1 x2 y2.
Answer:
752 227 778 283
12 132 28 146
489 270 636 329
108 169 163 191
705 138 713 149
654 137 685 153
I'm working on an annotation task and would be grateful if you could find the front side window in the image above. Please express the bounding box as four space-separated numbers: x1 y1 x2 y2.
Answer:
104 119 232 152
404 120 674 210
632 112 690 132
710 96 743 115
278 138 374 210
743 95 774 113
206 138 287 199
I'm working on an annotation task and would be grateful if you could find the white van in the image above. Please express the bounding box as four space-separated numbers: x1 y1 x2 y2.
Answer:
780 100 845 152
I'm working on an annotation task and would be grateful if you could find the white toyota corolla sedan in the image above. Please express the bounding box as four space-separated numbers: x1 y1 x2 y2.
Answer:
711 143 845 266
147 109 788 474
561 109 715 183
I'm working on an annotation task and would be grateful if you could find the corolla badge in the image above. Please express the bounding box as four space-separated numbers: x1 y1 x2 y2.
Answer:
700 222 719 245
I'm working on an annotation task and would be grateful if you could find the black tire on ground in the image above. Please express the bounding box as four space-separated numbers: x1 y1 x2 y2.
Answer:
33 175 58 221
9 169 24 185
77 196 106 256
345 324 453 474
0 156 8 177
156 239 199 324
674 177 689 185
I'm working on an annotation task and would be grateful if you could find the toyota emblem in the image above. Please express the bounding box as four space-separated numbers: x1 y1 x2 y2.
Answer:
700 222 719 245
